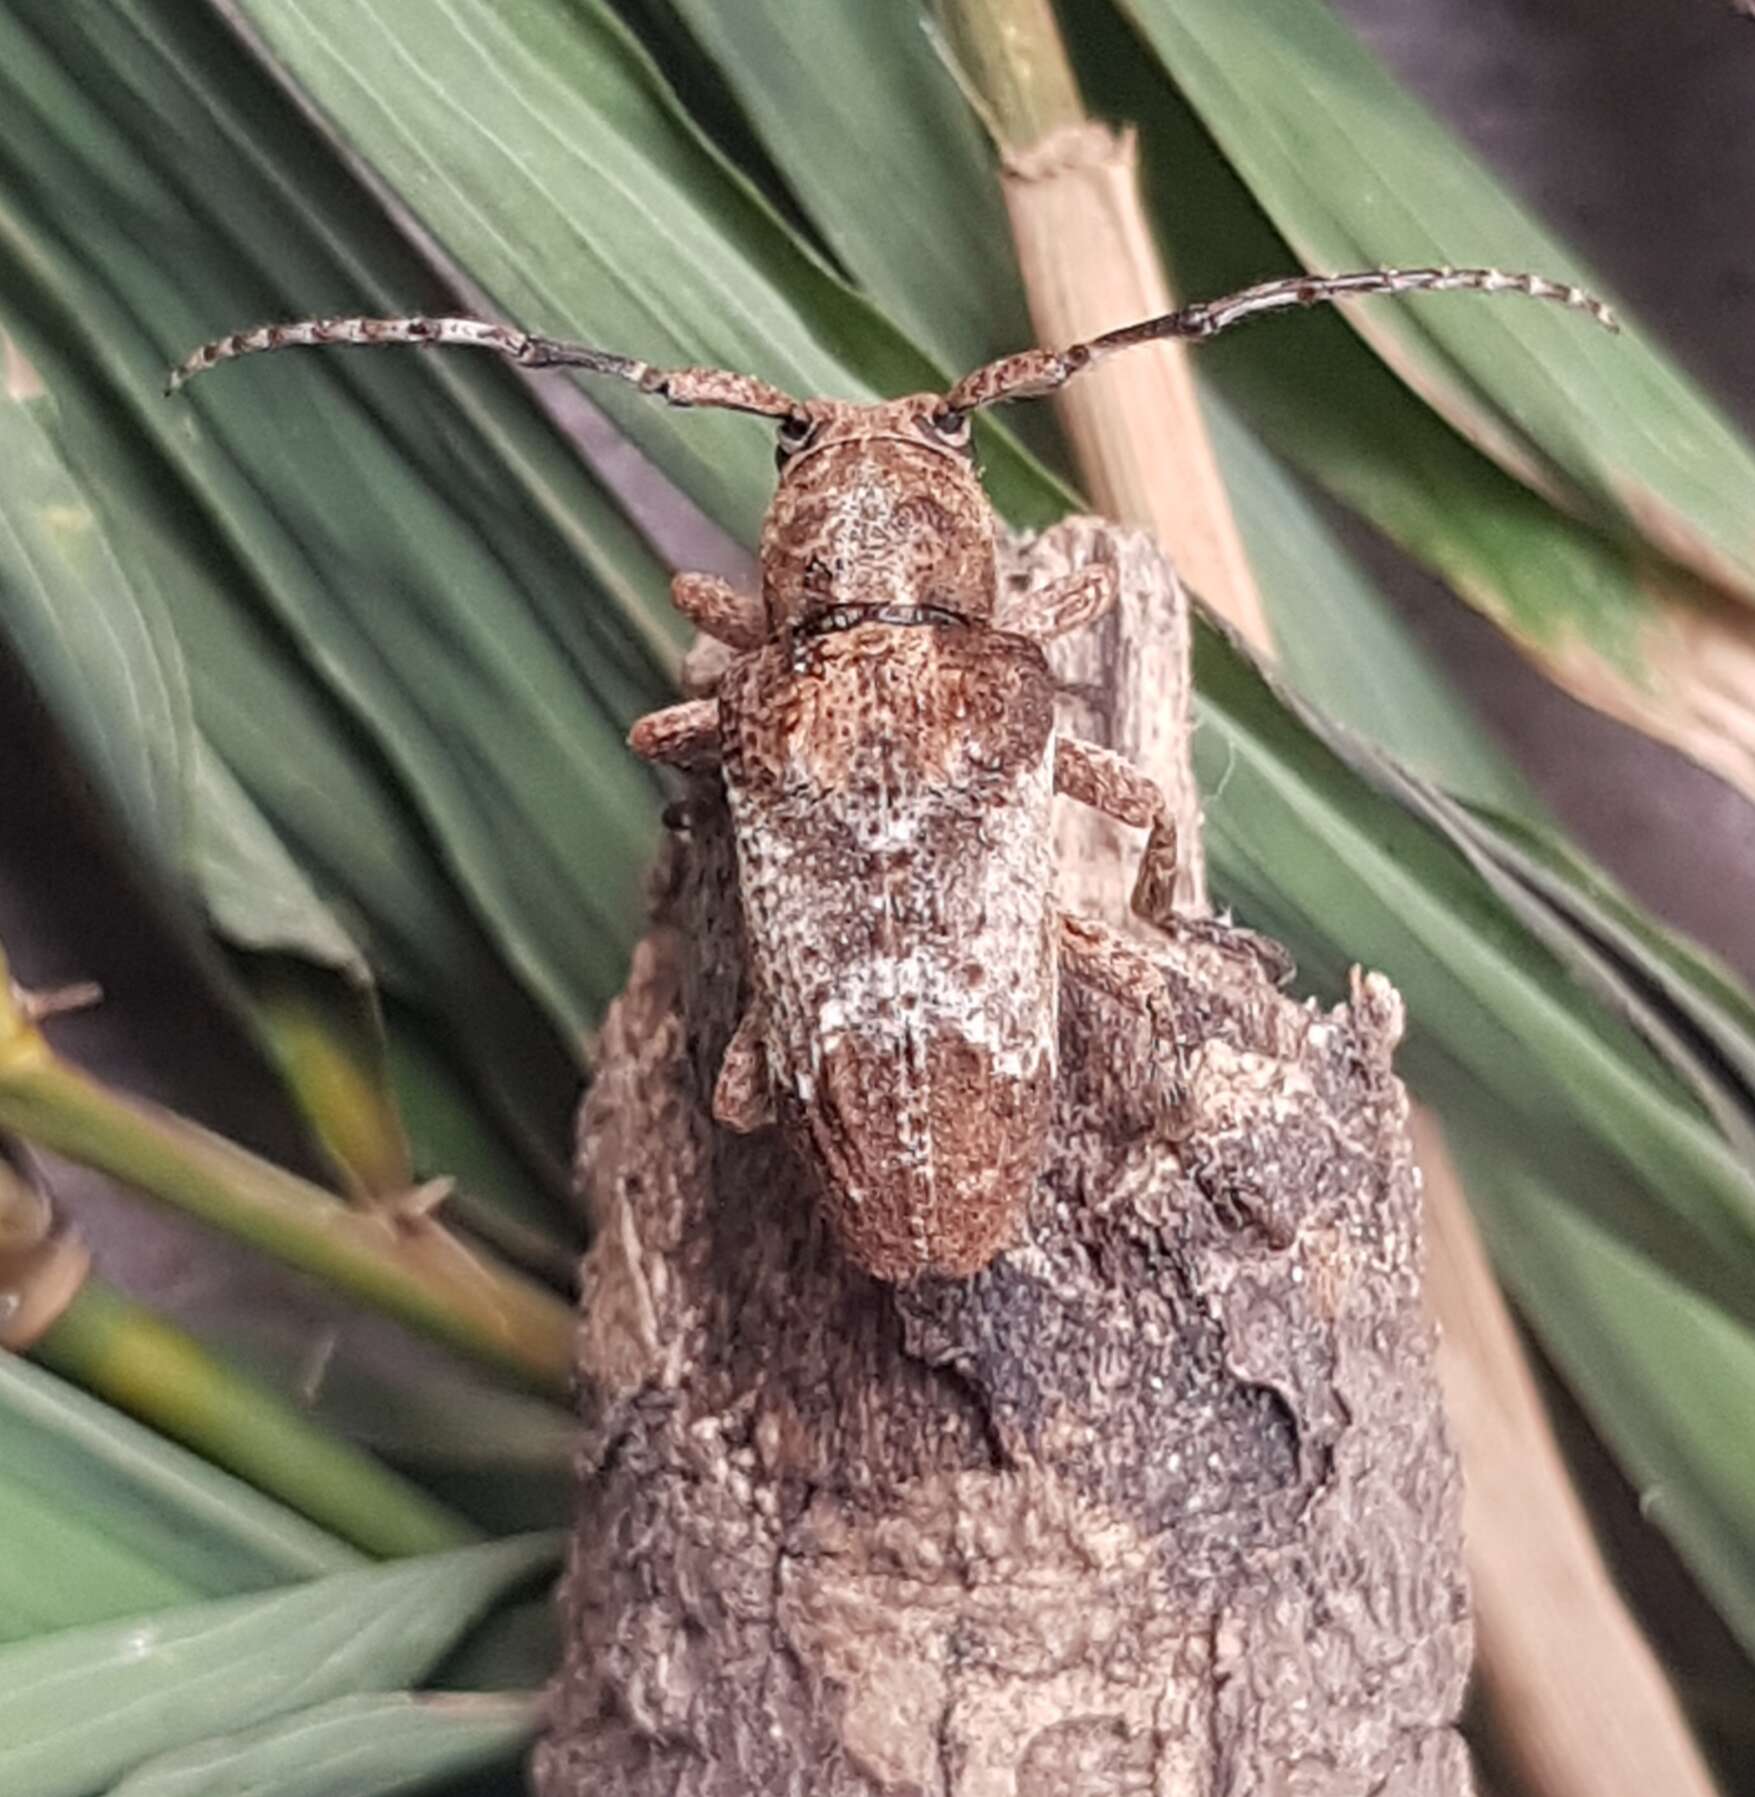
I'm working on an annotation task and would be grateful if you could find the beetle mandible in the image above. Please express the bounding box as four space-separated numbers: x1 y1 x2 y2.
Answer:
172 265 1614 1279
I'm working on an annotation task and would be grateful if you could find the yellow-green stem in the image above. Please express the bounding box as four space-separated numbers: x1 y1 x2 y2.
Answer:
32 1281 478 1557
934 0 1085 153
0 1025 573 1395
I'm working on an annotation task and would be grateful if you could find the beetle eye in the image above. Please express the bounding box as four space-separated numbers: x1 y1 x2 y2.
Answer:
774 413 816 466
928 408 971 450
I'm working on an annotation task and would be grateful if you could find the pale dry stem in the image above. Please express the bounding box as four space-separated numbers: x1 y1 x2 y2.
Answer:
999 123 1273 655
1417 1112 1719 1797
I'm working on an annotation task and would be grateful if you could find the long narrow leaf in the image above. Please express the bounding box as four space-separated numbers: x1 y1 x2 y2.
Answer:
0 0 673 1053
658 0 1034 377
1451 1122 1755 1664
0 359 193 877
0 1533 556 1797
1114 0 1755 602
109 1690 539 1797
0 1354 358 1640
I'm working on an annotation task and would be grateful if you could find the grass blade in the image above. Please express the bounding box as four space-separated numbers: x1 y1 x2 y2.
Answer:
0 1353 358 1639
1113 0 1755 601
109 1690 539 1797
0 1534 557 1797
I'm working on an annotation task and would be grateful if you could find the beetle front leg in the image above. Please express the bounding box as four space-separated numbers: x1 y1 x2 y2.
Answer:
999 564 1117 641
672 572 766 651
629 697 722 769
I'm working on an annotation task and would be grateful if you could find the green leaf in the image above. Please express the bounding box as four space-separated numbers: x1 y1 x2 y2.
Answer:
655 0 1034 378
0 364 361 978
109 1690 539 1797
189 745 368 974
229 0 1065 537
0 1533 557 1797
0 0 673 1056
1113 0 1755 602
1198 388 1532 815
0 1354 358 1641
1452 1123 1755 1663
290 1350 575 1536
0 361 193 869
1385 786 1755 1170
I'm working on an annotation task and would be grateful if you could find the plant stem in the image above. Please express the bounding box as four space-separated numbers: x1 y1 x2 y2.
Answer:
933 0 1084 153
32 1281 479 1558
0 969 574 1396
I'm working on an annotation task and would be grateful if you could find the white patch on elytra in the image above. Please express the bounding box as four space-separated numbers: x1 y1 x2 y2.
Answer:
722 631 1060 1260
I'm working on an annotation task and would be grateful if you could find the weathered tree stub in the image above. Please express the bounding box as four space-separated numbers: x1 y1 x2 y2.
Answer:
537 521 1471 1796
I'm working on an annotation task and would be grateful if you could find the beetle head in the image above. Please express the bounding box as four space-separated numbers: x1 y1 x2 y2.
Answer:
758 395 997 635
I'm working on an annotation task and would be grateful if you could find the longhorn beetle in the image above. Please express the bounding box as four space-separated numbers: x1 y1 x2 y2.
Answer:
172 266 1615 1281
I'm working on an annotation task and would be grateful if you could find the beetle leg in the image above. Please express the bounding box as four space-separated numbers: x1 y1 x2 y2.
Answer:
1057 913 1187 1124
1129 816 1295 985
1054 735 1162 828
672 572 766 650
998 564 1117 640
712 1007 775 1132
1058 912 1170 1020
629 697 721 770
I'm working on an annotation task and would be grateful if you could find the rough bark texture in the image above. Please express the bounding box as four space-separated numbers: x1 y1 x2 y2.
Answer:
537 522 1471 1796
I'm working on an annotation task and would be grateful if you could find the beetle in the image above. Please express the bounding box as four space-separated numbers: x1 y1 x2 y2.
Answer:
172 265 1613 1278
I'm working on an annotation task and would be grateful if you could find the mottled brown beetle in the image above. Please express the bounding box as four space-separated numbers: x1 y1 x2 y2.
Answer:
172 266 1614 1280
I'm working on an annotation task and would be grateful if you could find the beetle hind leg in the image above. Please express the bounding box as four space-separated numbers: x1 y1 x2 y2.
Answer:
1055 738 1293 986
712 1007 776 1133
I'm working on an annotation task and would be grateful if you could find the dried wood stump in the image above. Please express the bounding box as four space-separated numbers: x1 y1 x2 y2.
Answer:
537 521 1471 1796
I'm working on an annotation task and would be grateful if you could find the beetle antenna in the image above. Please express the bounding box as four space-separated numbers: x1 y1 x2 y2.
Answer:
167 313 806 420
942 265 1618 414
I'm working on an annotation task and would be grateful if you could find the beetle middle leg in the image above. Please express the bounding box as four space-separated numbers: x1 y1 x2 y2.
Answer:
1056 737 1293 985
629 697 721 770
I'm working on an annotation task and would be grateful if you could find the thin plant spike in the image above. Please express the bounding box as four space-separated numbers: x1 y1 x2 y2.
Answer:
942 265 1618 414
166 313 806 419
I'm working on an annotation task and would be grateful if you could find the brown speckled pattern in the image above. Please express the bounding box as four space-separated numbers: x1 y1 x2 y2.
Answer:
718 624 1057 1278
756 400 998 634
